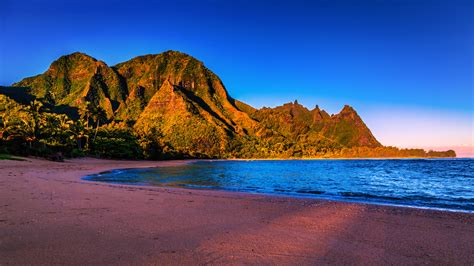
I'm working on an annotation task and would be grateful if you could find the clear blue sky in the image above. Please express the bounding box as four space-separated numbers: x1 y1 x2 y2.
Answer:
1 0 473 149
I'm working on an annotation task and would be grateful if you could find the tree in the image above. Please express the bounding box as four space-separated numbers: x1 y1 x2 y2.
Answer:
0 112 10 141
9 100 45 149
90 106 107 142
29 100 43 119
78 101 92 128
77 102 94 148
13 117 38 149
70 118 89 150
42 113 74 146
57 114 74 140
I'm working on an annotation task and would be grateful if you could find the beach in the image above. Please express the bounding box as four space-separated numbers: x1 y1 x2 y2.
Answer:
0 158 473 265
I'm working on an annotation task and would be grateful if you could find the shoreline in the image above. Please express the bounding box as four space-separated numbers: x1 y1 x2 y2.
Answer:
84 172 473 215
1 157 473 264
84 158 473 214
225 157 463 160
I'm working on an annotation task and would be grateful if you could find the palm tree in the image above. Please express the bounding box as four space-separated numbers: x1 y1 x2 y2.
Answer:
43 113 74 146
57 114 74 138
27 100 44 144
77 102 96 149
91 106 107 142
78 101 93 128
0 100 22 139
0 113 10 140
7 101 46 149
29 100 43 119
70 118 89 150
11 117 38 149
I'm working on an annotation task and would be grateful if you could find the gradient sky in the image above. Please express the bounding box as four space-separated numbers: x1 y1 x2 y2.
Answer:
1 0 473 150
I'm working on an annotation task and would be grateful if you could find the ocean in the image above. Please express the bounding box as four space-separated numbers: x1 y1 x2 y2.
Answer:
84 159 474 212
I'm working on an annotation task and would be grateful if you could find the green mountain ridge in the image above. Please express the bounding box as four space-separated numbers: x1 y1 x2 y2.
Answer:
1 50 455 158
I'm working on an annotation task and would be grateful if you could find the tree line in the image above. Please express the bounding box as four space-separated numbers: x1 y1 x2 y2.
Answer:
0 95 456 160
1 96 145 159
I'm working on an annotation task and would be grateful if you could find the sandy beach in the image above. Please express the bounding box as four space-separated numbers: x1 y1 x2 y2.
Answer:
0 158 472 265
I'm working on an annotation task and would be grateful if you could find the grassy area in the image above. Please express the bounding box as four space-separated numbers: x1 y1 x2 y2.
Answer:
0 153 25 161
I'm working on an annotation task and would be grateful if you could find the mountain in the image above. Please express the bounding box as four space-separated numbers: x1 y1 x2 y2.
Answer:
14 52 127 119
247 101 380 148
8 50 385 158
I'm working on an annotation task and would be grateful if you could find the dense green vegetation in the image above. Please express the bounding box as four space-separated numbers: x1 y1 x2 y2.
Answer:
0 51 456 160
0 93 456 160
0 96 143 159
0 153 24 160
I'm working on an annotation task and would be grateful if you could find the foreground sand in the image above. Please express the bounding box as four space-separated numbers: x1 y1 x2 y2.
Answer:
0 158 472 265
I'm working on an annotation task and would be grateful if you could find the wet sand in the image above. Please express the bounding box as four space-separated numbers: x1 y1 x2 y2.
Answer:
0 158 473 265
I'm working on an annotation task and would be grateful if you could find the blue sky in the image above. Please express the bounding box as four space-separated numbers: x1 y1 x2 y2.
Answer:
1 0 472 149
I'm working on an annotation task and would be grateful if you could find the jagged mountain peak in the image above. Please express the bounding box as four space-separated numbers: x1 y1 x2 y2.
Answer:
278 101 309 111
333 105 362 121
311 105 330 122
339 104 356 114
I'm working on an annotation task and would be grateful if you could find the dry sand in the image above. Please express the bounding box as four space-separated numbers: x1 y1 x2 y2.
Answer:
0 157 473 265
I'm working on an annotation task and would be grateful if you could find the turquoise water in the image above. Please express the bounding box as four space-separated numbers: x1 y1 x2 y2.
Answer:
84 159 474 212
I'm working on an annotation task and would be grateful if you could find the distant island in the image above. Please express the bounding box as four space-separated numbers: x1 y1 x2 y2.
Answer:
0 51 455 159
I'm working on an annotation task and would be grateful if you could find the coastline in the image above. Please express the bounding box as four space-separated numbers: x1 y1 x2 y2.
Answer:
226 156 466 160
83 160 473 214
1 157 473 264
